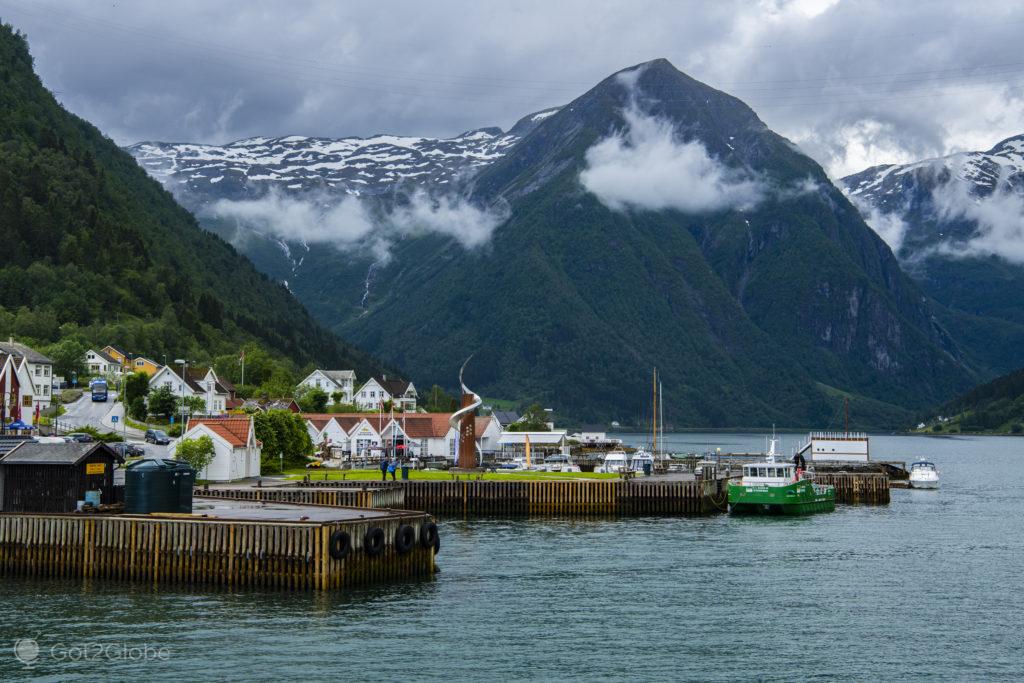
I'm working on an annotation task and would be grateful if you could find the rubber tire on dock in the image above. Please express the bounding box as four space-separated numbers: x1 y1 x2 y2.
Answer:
364 527 386 557
419 522 440 554
394 524 415 555
328 530 352 560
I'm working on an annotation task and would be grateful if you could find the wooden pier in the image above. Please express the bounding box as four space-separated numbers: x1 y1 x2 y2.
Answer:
197 484 406 509
0 501 436 590
294 478 729 517
813 472 890 504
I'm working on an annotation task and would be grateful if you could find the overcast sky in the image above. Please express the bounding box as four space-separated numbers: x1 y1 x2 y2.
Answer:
3 0 1024 177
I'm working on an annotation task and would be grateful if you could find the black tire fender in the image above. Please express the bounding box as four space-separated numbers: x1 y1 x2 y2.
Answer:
419 522 440 554
328 529 351 560
364 527 385 556
394 524 415 555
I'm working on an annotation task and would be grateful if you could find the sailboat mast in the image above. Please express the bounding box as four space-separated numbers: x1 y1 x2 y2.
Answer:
659 380 664 458
652 367 658 454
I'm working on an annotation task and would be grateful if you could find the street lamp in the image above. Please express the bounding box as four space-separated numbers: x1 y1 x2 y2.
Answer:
174 358 187 430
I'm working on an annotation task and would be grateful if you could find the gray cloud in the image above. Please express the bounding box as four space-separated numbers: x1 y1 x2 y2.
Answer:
210 189 506 261
931 178 1024 263
580 98 765 213
5 0 1024 178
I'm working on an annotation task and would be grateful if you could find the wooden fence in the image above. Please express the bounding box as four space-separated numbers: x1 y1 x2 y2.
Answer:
0 512 435 590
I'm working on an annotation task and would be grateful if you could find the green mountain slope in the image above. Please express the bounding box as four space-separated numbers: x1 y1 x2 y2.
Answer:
918 366 1024 434
0 24 381 376
330 60 972 427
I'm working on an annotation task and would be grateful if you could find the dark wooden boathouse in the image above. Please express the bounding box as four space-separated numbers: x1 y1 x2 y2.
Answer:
0 442 122 512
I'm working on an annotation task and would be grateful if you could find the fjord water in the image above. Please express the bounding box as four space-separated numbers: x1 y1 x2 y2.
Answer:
0 435 1020 681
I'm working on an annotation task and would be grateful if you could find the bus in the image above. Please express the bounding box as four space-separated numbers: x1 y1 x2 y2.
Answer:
90 379 108 402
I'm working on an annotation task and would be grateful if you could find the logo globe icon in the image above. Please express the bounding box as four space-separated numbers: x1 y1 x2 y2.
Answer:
13 638 39 666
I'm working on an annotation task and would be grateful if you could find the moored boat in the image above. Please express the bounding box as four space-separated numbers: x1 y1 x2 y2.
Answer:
727 439 835 515
908 460 940 489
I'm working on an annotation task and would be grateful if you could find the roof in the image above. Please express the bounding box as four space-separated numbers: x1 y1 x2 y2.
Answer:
165 366 230 394
367 376 412 397
187 416 252 447
491 410 520 426
0 341 52 364
498 431 568 445
301 413 492 440
88 348 120 364
103 344 128 357
475 416 494 434
322 370 355 383
0 435 33 457
0 441 122 465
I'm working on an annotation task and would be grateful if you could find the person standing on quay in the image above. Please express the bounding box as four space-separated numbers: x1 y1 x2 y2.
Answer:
388 457 398 481
379 456 389 481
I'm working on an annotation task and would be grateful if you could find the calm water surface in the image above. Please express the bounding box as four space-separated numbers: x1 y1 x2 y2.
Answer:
0 434 1021 681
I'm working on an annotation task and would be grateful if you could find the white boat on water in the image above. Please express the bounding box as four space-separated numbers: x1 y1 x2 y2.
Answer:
909 460 940 489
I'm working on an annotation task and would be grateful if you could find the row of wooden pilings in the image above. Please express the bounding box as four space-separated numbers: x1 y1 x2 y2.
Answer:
813 472 890 504
293 478 730 516
196 486 406 509
0 512 436 590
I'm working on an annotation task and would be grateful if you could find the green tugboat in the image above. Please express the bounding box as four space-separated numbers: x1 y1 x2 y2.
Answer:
728 439 835 515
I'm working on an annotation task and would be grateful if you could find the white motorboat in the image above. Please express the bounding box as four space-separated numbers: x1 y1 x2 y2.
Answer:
631 448 655 474
908 460 940 489
596 450 630 473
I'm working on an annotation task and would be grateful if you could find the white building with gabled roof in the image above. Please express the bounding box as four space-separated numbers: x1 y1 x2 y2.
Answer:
298 369 356 404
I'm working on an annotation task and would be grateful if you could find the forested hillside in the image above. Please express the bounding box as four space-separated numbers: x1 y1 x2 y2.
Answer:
0 24 382 378
919 367 1024 434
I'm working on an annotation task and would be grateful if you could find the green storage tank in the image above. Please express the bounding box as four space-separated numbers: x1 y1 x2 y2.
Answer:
170 460 196 513
125 459 179 514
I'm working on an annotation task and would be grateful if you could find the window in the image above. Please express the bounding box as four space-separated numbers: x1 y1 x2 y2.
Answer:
43 366 50 376
136 360 144 366
34 366 40 376
43 385 49 396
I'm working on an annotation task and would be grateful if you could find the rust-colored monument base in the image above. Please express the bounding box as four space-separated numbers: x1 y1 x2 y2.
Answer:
457 393 477 469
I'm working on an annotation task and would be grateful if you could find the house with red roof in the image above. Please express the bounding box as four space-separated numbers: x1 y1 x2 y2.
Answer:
174 415 260 481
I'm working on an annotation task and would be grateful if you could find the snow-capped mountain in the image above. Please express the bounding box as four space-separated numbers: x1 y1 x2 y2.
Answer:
126 107 560 205
841 134 1024 249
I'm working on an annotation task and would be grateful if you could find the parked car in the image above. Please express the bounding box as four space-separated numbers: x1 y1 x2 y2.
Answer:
110 442 146 458
65 432 94 443
145 429 171 445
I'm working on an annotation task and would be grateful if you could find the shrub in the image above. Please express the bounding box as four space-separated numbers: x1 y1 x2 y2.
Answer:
1011 423 1023 434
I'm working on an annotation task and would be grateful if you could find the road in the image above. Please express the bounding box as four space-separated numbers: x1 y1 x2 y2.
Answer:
61 392 175 458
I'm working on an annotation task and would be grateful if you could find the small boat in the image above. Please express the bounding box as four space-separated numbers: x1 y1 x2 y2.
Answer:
542 454 580 472
727 438 835 515
596 450 630 473
631 448 655 474
908 460 940 489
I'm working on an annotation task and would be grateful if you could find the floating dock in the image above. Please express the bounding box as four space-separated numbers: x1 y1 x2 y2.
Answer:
289 478 729 517
0 500 436 590
813 472 890 504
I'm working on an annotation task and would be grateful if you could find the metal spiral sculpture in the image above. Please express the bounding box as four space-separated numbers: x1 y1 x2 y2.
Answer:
448 355 482 435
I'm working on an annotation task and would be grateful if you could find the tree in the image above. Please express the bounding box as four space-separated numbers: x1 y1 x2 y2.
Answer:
147 385 177 419
176 395 207 418
175 435 216 476
127 395 148 421
424 384 457 412
42 337 86 380
295 385 328 412
331 391 345 405
254 409 313 472
123 371 149 406
506 403 551 432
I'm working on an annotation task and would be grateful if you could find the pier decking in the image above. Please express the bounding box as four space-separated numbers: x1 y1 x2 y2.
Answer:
197 483 406 509
0 500 436 589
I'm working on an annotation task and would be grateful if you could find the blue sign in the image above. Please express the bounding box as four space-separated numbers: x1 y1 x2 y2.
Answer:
169 416 175 424
111 415 119 423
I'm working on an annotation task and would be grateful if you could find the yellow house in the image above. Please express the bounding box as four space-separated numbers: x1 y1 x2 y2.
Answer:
101 345 128 365
128 356 162 377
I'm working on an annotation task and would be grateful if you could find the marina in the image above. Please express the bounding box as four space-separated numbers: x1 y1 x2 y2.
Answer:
0 434 1018 680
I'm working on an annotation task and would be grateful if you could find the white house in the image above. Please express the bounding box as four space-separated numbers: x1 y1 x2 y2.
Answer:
0 352 35 424
149 365 233 416
298 369 356 405
0 339 54 410
354 376 418 411
797 431 870 462
174 416 260 482
84 348 121 379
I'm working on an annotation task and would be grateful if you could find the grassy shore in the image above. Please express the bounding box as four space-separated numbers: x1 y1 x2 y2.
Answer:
285 468 619 482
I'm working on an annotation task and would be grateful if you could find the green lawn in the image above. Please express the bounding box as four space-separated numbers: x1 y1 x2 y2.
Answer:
284 468 620 482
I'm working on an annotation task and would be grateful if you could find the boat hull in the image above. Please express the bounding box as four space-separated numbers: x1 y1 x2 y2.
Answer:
909 477 939 489
728 479 836 515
